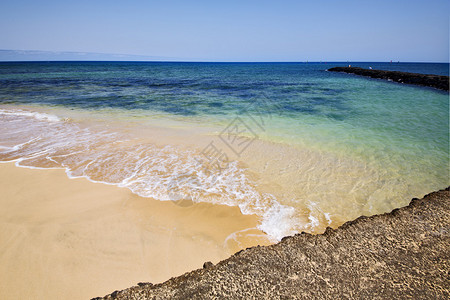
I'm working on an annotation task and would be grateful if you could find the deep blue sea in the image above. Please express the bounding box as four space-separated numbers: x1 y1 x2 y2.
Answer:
0 61 448 240
0 61 448 113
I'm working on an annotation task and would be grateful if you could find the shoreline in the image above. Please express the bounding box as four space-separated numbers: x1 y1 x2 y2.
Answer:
96 187 450 299
3 104 446 240
0 162 269 300
328 67 449 91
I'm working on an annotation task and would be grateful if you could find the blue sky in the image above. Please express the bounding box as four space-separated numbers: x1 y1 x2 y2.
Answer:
0 0 448 62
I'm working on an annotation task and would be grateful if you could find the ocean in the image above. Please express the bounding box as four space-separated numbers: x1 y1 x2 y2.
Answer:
0 61 448 241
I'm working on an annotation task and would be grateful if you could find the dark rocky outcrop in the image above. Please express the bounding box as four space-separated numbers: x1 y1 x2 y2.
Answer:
95 188 450 299
328 67 449 91
202 261 214 269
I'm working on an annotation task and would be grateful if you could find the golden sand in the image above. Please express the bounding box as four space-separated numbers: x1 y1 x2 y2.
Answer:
0 162 269 299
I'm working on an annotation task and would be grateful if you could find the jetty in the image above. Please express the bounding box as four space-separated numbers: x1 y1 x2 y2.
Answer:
328 67 449 91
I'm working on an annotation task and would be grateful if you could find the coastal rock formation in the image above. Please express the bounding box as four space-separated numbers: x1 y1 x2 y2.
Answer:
95 188 450 299
328 67 449 91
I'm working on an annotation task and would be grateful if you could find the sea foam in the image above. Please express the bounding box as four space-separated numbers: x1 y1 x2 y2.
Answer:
0 108 300 241
0 109 61 122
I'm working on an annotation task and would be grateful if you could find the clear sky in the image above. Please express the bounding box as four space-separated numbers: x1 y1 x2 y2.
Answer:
0 0 448 62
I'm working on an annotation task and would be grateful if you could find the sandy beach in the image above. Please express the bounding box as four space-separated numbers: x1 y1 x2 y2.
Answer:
98 187 449 299
0 162 269 299
1 1 448 298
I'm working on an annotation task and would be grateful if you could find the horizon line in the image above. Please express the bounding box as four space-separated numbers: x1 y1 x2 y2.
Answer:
0 50 448 64
0 60 449 64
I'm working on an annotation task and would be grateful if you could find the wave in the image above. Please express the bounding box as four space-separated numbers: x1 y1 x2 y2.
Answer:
0 109 61 122
0 108 298 241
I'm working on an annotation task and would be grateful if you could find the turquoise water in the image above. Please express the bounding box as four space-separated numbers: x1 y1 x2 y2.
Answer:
0 62 448 240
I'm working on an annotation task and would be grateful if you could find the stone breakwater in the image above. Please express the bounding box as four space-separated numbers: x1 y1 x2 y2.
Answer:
328 67 449 91
95 187 449 299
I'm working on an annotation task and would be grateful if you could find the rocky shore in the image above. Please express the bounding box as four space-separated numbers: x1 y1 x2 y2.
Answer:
95 187 449 299
328 67 449 91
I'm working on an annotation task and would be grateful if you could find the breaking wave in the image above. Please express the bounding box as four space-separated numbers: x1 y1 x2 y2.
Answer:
0 108 298 241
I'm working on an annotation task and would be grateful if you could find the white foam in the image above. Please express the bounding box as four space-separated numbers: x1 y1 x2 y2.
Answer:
223 227 261 249
258 201 298 242
0 108 301 241
14 160 64 170
324 212 332 225
0 109 61 122
308 214 320 229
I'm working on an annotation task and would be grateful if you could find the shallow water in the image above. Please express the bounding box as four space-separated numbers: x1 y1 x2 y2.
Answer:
0 62 448 241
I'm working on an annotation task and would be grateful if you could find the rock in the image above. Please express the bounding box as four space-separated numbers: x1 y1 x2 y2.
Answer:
203 261 214 269
137 282 152 287
110 290 119 298
328 67 449 91
96 187 450 299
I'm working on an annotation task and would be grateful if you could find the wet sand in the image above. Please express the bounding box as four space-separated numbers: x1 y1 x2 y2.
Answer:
97 187 450 299
0 162 269 300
